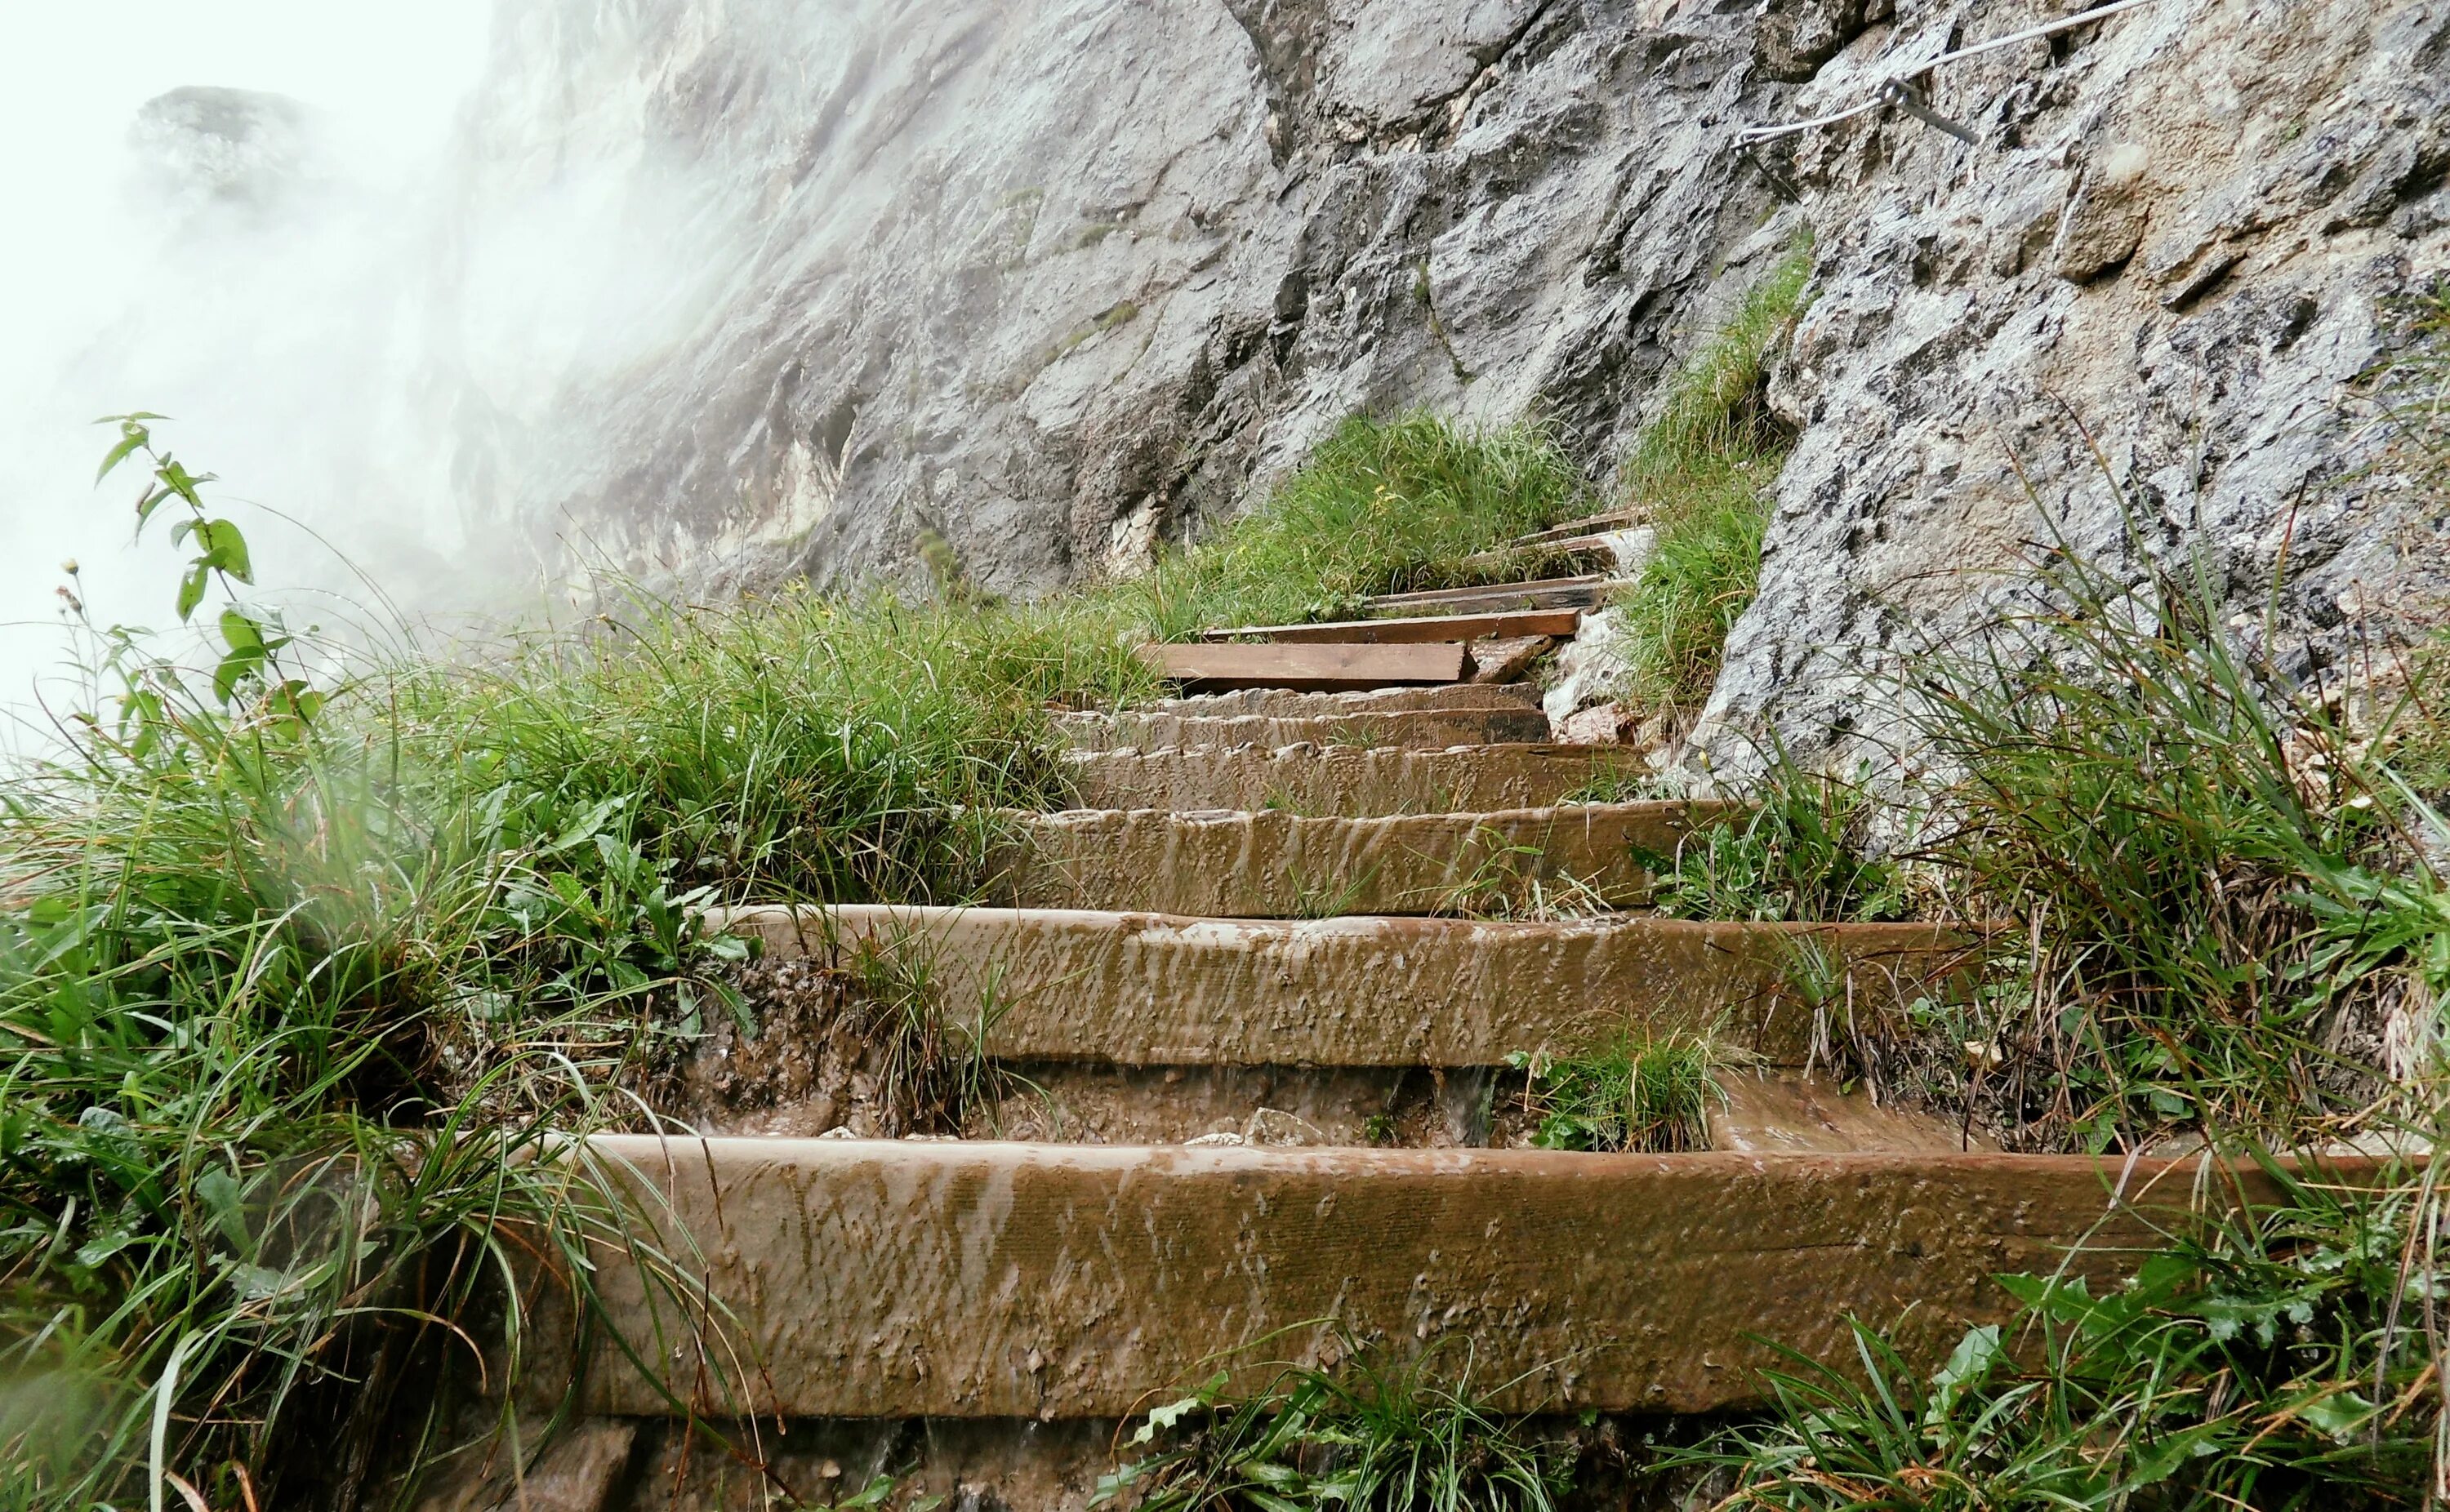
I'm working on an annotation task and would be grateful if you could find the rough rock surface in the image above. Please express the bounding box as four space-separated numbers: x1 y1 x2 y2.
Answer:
448 0 2449 762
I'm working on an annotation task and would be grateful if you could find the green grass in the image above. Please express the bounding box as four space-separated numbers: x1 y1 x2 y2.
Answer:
0 409 1601 1505
1098 1350 1571 1512
1504 1036 1721 1152
1641 763 1911 925
1601 240 1814 705
1125 412 1596 639
1685 1165 2441 1509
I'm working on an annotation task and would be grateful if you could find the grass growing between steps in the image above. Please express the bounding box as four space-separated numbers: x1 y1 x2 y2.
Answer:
1683 1168 2443 1510
1597 242 1813 708
1125 412 1597 640
1503 1036 1721 1152
1098 1351 1574 1512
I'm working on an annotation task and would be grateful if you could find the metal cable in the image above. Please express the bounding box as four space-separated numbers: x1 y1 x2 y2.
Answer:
1735 0 2162 148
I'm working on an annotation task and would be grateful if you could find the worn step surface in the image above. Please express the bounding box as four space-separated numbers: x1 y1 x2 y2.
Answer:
719 904 1970 1065
1138 640 1471 692
1062 742 1642 815
1056 701 1550 753
1199 607 1584 644
1110 680 1543 719
569 1139 2344 1421
994 801 1711 915
1361 575 1615 615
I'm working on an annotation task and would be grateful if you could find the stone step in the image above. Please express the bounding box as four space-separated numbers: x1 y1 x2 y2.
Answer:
564 1138 2345 1421
992 801 1710 915
1062 742 1644 815
1197 607 1584 645
1055 702 1551 753
717 904 1971 1066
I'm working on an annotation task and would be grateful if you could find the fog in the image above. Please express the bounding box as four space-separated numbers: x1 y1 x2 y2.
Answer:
0 2 495 713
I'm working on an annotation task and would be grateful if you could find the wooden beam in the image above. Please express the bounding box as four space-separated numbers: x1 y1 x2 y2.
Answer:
1199 607 1584 644
1511 508 1646 547
1136 639 1468 692
1362 575 1615 614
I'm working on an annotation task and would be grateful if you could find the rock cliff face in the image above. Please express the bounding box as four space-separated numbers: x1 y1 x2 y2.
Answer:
445 0 2450 757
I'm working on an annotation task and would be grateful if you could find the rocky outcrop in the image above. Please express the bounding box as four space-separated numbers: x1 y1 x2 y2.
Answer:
443 0 1796 597
444 0 2449 763
1702 0 2450 777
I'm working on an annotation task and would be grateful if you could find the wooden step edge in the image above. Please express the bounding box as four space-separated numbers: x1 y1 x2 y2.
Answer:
1138 639 1471 692
989 798 1735 916
552 1139 2388 1421
1196 607 1584 645
712 902 1965 1067
1509 508 1648 546
1365 572 1612 607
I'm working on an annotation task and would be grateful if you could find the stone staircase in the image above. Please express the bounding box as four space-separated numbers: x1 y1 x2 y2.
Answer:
435 677 2313 1512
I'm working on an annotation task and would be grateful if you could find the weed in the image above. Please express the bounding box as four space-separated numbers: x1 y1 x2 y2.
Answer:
1503 1037 1722 1153
1097 1350 1572 1512
1642 764 1911 925
1601 240 1815 705
1686 1163 2443 1509
1129 414 1594 639
1898 529 2432 1148
1557 763 1656 806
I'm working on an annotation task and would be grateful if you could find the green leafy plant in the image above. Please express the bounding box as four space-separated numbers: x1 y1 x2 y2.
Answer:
1096 1350 1572 1512
1688 1166 2442 1509
1602 238 1815 705
1642 764 1911 925
1505 1036 1721 1153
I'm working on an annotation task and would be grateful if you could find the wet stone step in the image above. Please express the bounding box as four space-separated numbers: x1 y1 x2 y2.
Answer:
1062 741 1646 816
557 1138 2348 1421
715 904 1975 1067
991 801 1715 915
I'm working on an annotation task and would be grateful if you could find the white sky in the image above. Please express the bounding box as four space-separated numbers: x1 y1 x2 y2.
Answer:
0 2 498 719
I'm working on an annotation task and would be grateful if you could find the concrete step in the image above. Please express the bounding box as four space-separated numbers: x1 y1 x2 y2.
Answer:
991 802 1716 915
717 904 1971 1066
1055 702 1550 753
563 1139 2341 1421
1062 742 1644 815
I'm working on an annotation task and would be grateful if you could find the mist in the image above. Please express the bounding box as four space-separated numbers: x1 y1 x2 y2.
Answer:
0 2 511 720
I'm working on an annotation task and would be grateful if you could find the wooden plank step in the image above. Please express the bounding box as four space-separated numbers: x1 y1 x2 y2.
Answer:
1116 680 1543 720
566 1140 2354 1420
1198 607 1583 645
1062 743 1645 815
1055 703 1551 754
719 905 1971 1067
1137 640 1468 692
1510 508 1646 547
1361 576 1615 614
991 801 1718 915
